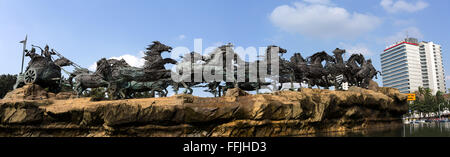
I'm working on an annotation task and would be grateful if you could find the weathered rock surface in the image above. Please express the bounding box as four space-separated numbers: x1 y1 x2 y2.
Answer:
0 86 408 137
3 84 50 100
225 88 249 97
368 80 379 92
2 84 77 101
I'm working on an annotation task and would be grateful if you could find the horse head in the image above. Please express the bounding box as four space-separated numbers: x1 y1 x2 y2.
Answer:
356 54 366 65
332 48 346 63
54 57 73 67
95 58 111 78
365 59 372 65
290 53 306 64
108 58 131 68
74 68 90 75
147 41 173 55
308 51 332 64
333 48 346 56
347 54 364 65
218 43 234 51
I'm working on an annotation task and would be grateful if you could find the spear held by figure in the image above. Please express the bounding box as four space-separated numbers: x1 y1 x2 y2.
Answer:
19 35 27 74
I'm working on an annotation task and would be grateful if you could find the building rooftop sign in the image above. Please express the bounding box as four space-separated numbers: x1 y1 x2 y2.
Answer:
384 41 419 52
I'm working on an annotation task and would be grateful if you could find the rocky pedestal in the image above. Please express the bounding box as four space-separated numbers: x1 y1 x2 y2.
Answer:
0 85 407 137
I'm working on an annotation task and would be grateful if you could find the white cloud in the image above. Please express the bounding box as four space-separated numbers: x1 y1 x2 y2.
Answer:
203 42 225 55
303 0 333 5
264 34 284 44
269 1 381 39
178 34 186 40
88 53 146 71
393 18 415 26
88 63 97 72
383 27 423 45
110 54 146 67
138 50 145 57
381 0 429 13
446 76 450 82
339 42 373 56
212 42 224 47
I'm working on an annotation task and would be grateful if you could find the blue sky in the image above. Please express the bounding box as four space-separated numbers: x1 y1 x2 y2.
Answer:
1 0 449 94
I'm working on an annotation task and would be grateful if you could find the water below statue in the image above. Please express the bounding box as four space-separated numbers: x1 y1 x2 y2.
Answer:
313 122 450 137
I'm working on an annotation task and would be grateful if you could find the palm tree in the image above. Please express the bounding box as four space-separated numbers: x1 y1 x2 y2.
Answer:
410 87 445 113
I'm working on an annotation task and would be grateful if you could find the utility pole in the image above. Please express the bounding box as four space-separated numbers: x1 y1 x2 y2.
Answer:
19 35 27 74
406 30 409 39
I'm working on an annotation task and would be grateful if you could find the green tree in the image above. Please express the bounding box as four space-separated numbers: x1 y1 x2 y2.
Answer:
0 74 17 99
83 87 107 101
410 87 448 113
59 76 74 92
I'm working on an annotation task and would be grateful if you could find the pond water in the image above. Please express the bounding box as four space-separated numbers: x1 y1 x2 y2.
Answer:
314 122 450 137
399 122 450 137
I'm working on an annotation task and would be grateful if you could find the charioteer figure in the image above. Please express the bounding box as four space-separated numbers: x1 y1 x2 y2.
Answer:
31 44 56 60
43 45 57 60
24 47 38 59
14 42 63 93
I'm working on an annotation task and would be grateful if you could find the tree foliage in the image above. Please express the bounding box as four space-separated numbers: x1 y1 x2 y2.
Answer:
81 87 107 101
0 74 17 99
410 87 449 113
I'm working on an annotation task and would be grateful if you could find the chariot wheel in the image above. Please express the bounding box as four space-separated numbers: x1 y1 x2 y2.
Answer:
24 69 37 84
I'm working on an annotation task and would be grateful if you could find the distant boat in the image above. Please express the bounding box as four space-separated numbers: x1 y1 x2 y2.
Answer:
410 120 420 124
403 119 410 124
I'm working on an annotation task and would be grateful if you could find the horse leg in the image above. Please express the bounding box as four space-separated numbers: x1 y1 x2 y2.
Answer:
181 82 189 94
76 87 82 98
156 89 162 97
290 75 295 91
324 79 330 89
189 86 194 95
81 87 87 97
113 82 126 99
74 83 83 98
273 81 279 92
173 83 179 95
308 80 313 89
149 90 155 98
256 84 260 94
157 89 163 97
335 78 340 90
363 78 370 88
212 88 217 97
110 83 119 100
68 75 74 89
119 89 126 99
157 87 164 97
164 88 168 97
127 91 133 99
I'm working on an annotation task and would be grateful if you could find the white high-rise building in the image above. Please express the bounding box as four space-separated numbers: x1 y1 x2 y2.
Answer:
419 41 446 94
380 38 446 94
381 38 422 94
